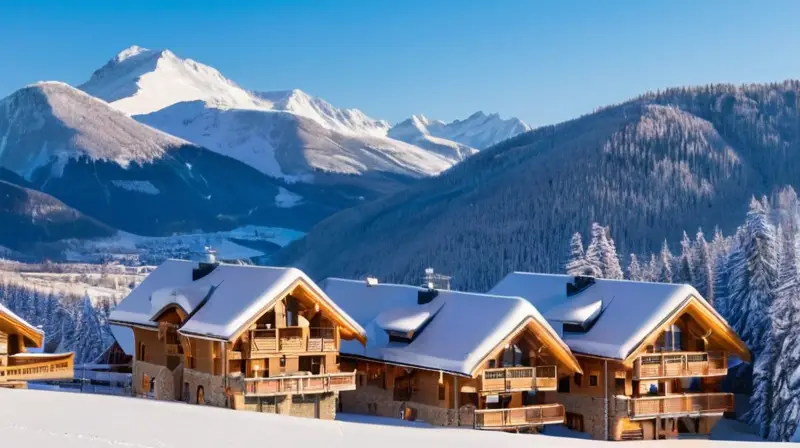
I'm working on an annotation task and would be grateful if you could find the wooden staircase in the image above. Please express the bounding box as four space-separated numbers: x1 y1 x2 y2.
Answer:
621 429 644 441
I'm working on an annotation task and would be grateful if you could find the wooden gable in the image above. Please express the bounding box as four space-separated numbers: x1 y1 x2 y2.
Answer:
469 316 582 377
623 295 750 366
0 307 42 349
229 278 366 345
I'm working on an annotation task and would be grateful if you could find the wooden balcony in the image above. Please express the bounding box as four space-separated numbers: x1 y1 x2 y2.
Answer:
0 354 74 382
474 404 565 430
634 351 727 379
165 343 181 355
248 327 338 357
243 371 356 397
480 365 557 393
629 393 734 420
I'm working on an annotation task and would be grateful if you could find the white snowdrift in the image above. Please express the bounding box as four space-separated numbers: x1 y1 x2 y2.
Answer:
0 389 768 447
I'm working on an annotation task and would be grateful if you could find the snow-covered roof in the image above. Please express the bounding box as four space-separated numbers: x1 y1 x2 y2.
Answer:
110 260 366 342
488 273 728 360
0 302 44 346
320 278 578 377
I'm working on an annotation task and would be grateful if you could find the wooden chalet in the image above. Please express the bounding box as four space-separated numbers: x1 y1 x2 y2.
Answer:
320 278 582 431
0 303 74 388
109 260 366 420
490 273 750 441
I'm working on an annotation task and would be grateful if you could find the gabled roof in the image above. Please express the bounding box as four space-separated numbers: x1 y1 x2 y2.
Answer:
320 278 580 377
488 272 749 362
0 302 44 347
110 260 366 343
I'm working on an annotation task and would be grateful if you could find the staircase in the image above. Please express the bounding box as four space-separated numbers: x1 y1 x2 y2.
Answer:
621 429 644 441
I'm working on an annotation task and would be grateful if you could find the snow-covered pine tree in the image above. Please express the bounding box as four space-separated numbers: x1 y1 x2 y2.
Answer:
73 295 105 364
602 226 624 279
584 223 606 277
674 231 694 284
737 198 778 353
768 227 800 440
658 240 674 283
565 232 596 276
628 254 644 281
645 254 659 282
738 198 779 434
693 229 714 302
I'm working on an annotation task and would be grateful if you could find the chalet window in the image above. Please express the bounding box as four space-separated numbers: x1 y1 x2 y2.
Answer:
574 373 583 386
615 378 626 395
589 374 599 387
488 359 496 369
558 376 570 393
138 343 147 362
438 384 445 401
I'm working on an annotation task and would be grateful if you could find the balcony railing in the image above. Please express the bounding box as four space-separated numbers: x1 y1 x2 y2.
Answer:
474 404 565 429
248 327 338 357
0 355 74 382
481 365 557 393
243 371 356 396
634 351 727 379
629 393 734 419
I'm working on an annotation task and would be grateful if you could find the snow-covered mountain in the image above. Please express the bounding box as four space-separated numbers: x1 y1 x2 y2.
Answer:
389 112 530 151
0 81 186 179
0 81 344 241
78 46 527 183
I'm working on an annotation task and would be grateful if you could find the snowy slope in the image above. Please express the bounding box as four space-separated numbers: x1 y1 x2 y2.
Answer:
0 389 764 447
136 100 454 180
389 112 530 151
0 81 186 180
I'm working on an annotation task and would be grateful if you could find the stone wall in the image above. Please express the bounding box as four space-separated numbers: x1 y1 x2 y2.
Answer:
241 392 337 420
339 385 475 427
133 360 176 401
183 368 244 408
554 392 630 440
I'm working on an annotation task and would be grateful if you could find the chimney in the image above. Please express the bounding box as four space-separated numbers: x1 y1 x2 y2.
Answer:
205 246 217 264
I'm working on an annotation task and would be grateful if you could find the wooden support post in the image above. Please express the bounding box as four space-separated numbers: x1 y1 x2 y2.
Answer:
454 376 460 426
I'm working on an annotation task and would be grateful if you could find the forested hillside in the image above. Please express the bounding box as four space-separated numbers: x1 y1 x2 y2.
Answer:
276 81 800 292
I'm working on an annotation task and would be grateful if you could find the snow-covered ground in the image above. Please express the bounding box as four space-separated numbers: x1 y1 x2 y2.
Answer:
0 389 775 447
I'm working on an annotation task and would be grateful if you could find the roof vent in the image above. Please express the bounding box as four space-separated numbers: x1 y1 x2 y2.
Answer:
567 275 595 297
418 289 438 305
366 277 379 286
193 262 218 281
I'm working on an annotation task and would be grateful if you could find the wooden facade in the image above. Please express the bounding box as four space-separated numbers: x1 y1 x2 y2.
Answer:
0 306 74 388
551 295 748 441
340 316 581 431
123 277 362 420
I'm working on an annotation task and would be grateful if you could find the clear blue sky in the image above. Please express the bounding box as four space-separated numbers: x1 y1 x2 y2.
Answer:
1 0 799 127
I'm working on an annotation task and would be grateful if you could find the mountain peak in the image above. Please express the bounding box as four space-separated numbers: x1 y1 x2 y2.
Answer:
115 45 152 62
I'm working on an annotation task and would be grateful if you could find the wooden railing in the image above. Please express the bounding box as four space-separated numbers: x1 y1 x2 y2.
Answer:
474 404 565 429
481 365 557 393
629 393 734 419
634 351 727 379
249 327 338 356
243 371 356 396
0 356 74 382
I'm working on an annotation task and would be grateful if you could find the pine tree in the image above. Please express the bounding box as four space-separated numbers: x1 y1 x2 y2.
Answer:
737 198 779 434
565 232 595 276
658 240 674 283
601 226 624 280
768 228 800 440
693 229 714 302
584 223 606 277
73 295 105 364
675 231 694 284
628 254 643 281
